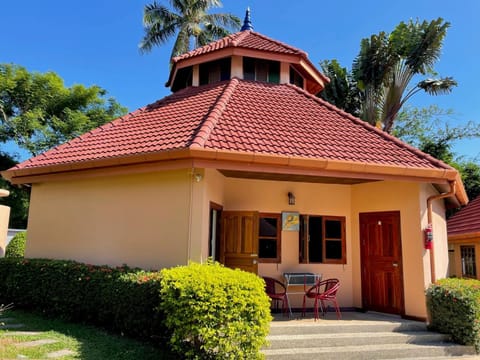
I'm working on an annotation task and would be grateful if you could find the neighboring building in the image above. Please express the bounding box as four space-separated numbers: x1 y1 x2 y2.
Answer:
1 13 468 320
0 189 10 257
448 195 480 279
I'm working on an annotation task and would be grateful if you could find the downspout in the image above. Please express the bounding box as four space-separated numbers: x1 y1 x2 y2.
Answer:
426 180 456 283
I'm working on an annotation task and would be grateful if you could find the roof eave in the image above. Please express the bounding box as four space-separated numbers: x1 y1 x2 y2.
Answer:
2 148 466 205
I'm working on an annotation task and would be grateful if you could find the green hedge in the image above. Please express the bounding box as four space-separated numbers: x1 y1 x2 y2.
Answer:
0 259 272 358
426 278 480 352
5 231 26 258
160 261 272 359
0 258 166 341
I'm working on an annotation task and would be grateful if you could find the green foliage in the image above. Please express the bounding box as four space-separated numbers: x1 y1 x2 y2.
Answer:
0 152 29 228
160 261 272 359
0 258 166 341
140 0 241 60
319 60 362 118
321 18 455 133
0 63 127 156
5 231 26 258
426 278 480 352
393 105 480 202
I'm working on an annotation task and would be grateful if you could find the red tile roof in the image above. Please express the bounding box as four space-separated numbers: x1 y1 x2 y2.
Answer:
172 31 306 63
448 195 480 236
11 78 451 172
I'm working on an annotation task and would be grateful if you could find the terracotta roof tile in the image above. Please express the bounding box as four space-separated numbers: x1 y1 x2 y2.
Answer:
172 31 306 62
447 196 480 236
11 79 451 172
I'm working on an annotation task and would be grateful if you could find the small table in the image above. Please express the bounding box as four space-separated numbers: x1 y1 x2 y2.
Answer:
283 272 322 317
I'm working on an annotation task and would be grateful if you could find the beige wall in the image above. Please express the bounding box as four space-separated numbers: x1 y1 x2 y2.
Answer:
219 175 354 309
449 237 480 279
26 170 193 270
25 165 448 319
350 181 448 318
0 205 10 257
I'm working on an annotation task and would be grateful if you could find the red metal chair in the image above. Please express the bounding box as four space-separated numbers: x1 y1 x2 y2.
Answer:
302 278 341 320
262 276 289 316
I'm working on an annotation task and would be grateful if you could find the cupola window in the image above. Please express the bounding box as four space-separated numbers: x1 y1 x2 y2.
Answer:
199 57 231 85
243 57 280 83
171 66 193 92
290 66 304 89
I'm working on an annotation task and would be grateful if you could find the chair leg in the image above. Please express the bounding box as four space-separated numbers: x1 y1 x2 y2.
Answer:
283 295 289 316
313 298 318 321
302 296 306 317
334 300 341 320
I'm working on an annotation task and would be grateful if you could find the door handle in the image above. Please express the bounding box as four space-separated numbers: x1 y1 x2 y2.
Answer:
392 262 399 267
250 254 258 257
253 259 257 264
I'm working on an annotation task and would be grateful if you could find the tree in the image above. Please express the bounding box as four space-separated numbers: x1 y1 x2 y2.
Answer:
0 64 127 156
319 60 362 118
320 18 456 133
139 0 241 60
393 105 480 202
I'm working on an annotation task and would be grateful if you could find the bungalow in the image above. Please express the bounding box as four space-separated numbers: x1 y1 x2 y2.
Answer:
448 195 480 279
1 14 468 320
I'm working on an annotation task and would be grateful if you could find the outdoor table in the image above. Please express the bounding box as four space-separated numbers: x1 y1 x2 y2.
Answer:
283 272 322 317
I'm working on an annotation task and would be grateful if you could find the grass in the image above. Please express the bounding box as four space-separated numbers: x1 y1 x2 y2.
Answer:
0 309 175 360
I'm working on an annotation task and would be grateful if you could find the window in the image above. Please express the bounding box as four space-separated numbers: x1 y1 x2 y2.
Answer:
289 66 304 88
299 215 346 264
208 203 223 261
461 245 477 278
258 213 281 263
243 57 280 83
171 66 193 92
199 58 231 85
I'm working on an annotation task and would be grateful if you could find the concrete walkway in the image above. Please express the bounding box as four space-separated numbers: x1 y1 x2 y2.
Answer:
0 316 76 359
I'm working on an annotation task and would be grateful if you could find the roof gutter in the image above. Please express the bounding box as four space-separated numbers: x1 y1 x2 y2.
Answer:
426 180 456 284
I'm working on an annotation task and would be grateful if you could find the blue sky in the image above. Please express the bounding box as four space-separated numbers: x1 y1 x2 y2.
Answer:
2 0 479 161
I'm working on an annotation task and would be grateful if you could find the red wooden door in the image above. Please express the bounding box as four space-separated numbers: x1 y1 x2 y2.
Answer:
360 211 404 315
220 211 259 274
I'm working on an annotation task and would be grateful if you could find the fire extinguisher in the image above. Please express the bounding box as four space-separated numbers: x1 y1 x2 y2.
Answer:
424 224 433 250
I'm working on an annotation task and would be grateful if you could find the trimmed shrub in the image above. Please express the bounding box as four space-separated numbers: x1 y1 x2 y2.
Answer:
160 261 272 359
426 278 480 352
5 231 26 258
0 258 166 341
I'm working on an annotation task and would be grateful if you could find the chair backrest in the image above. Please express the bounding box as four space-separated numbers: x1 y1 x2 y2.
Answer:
306 278 340 296
262 276 285 295
320 278 340 298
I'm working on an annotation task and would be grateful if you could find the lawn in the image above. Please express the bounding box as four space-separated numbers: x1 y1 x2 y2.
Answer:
0 309 175 360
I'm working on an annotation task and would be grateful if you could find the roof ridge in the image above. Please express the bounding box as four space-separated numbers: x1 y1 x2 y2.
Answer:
247 31 307 56
231 30 249 47
283 82 453 171
189 78 240 148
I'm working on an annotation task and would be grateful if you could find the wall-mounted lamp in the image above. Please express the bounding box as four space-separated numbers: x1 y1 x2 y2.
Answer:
287 192 295 205
193 173 203 182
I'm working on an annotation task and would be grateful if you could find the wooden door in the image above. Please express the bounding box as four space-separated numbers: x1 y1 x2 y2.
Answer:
360 211 404 315
220 211 259 274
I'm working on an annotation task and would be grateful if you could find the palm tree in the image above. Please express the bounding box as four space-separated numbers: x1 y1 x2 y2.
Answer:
139 0 241 60
352 18 457 133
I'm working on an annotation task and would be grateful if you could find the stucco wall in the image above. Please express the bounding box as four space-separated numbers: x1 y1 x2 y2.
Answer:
351 181 428 318
0 205 10 257
449 236 480 279
26 170 192 270
221 176 354 309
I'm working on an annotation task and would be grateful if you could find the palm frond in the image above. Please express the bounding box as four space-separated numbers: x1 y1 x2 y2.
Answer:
417 77 457 95
203 13 241 29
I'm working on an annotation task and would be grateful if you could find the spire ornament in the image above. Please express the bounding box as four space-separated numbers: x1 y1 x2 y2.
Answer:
240 7 253 31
